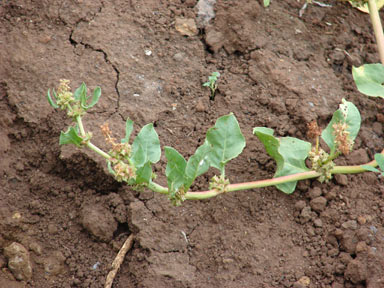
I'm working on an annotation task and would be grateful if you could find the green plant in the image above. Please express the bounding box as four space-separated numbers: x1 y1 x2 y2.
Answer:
203 71 220 100
48 80 383 206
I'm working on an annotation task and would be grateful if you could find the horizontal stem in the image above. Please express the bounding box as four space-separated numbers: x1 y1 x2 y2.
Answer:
184 149 384 200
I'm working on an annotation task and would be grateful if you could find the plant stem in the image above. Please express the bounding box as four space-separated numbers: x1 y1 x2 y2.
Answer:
76 115 86 136
87 142 111 160
368 0 384 65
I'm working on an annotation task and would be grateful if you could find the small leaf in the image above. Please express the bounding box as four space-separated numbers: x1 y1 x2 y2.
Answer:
212 72 220 77
203 82 210 87
122 118 134 144
131 123 161 167
253 127 311 194
184 142 211 190
321 99 361 154
206 113 246 174
136 162 152 184
165 147 187 193
264 0 270 7
361 165 380 173
82 87 101 110
74 82 87 101
59 126 83 147
47 89 59 108
352 64 384 98
375 153 384 170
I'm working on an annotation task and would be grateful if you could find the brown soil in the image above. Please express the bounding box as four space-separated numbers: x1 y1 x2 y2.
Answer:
1 0 384 287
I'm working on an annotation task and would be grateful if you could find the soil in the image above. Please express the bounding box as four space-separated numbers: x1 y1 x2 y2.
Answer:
1 0 384 287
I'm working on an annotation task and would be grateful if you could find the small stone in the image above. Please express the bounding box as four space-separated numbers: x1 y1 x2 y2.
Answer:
355 241 367 253
4 242 33 281
295 276 310 287
357 216 366 225
175 18 198 36
29 242 42 255
308 187 322 199
173 52 185 62
310 196 327 212
342 220 358 230
294 200 306 211
44 251 66 276
334 174 348 186
314 218 323 228
334 228 344 239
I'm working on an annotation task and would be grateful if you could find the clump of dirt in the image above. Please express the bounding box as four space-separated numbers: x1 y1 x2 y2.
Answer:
1 0 384 287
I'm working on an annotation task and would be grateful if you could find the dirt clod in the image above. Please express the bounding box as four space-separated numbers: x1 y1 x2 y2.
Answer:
80 205 117 242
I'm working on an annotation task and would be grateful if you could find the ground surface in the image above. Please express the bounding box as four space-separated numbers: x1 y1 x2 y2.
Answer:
1 0 384 287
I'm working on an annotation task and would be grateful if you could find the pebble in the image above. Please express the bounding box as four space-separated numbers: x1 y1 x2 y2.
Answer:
334 174 348 186
175 18 198 36
357 216 366 225
342 220 358 230
313 218 323 228
300 207 312 223
355 241 367 253
29 242 42 255
195 98 207 112
310 196 327 212
44 251 66 276
4 242 33 281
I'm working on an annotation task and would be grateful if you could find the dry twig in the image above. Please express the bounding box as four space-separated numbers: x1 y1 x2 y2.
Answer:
105 234 134 288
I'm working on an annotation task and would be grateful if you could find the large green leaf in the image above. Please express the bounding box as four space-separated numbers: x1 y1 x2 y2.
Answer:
135 162 152 184
253 127 311 194
131 123 161 167
59 125 83 147
164 147 187 193
206 113 246 174
184 142 211 190
121 118 134 144
321 99 361 154
352 64 384 98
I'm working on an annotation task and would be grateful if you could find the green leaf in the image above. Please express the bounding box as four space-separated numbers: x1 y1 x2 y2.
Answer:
165 147 187 193
135 162 152 184
47 89 59 108
121 118 134 144
131 123 161 167
74 82 87 101
82 87 101 110
212 72 220 77
264 0 270 7
253 127 311 194
202 82 210 87
206 113 246 174
352 64 384 98
59 126 83 147
361 165 380 173
184 142 211 190
321 99 361 154
375 153 384 170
